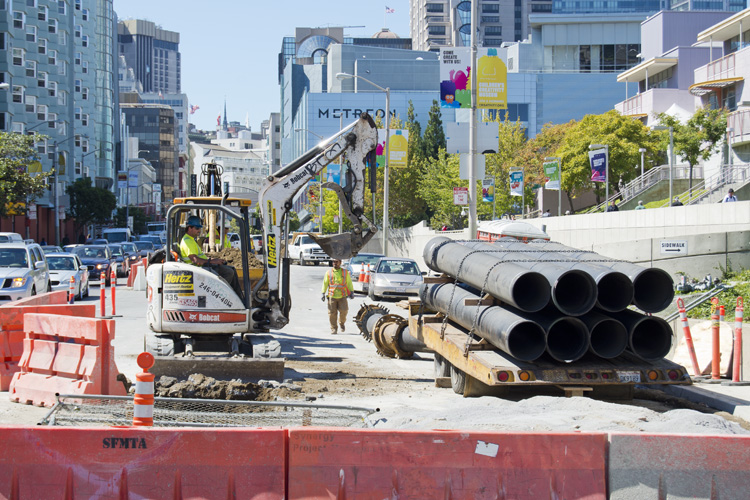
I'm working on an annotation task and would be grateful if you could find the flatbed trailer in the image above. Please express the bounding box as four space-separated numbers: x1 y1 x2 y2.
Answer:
407 299 692 398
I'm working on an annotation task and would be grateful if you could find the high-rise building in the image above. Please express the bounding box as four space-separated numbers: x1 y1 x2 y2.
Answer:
0 0 119 243
117 19 180 94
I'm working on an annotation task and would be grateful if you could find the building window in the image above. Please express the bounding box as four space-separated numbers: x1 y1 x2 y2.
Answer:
26 0 37 7
13 11 25 29
26 24 36 42
25 60 36 78
82 8 88 21
81 114 88 126
47 112 57 129
75 25 81 38
75 52 81 65
426 3 444 12
484 38 503 46
74 107 81 120
58 0 66 14
485 26 502 35
48 19 57 33
12 86 24 104
428 25 446 35
12 48 24 66
37 72 47 88
74 79 81 92
48 50 56 65
81 35 88 47
75 0 81 10
482 3 500 13
38 38 47 54
25 95 36 113
82 87 88 100
36 104 47 122
82 61 88 74
48 81 57 97
38 5 47 21
74 135 81 147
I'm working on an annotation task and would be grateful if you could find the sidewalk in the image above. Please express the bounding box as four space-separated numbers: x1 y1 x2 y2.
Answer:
661 379 750 421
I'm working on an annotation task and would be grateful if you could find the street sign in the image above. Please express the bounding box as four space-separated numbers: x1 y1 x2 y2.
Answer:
453 187 468 205
660 240 687 255
28 204 37 220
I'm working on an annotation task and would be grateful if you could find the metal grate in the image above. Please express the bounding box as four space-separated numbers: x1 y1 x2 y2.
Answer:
41 394 377 428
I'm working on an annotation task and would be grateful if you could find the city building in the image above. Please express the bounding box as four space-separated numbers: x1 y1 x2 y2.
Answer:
262 112 282 173
0 0 119 244
117 19 180 94
190 140 268 197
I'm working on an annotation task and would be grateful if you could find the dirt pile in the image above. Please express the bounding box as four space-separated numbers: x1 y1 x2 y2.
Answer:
207 247 264 270
154 373 303 401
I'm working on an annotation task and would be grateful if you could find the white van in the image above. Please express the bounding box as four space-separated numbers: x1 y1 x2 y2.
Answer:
102 227 132 244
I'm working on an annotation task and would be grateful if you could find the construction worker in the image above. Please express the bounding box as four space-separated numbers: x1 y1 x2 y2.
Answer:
214 225 232 249
180 215 243 298
321 258 354 335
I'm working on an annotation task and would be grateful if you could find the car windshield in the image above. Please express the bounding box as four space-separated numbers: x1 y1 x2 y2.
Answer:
41 246 63 254
351 255 384 266
47 256 77 271
378 260 419 275
109 245 123 257
0 249 28 268
74 246 107 258
121 243 137 253
299 236 314 245
135 242 154 250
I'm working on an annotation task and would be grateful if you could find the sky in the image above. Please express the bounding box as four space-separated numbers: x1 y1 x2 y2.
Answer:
114 0 411 132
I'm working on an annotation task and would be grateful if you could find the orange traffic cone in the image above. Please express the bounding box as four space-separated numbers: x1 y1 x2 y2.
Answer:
358 263 366 283
364 264 371 283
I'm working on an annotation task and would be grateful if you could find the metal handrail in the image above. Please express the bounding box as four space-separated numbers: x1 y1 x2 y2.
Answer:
658 163 750 207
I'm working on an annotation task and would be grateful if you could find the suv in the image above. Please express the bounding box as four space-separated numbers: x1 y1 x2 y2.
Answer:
0 242 51 302
288 233 330 266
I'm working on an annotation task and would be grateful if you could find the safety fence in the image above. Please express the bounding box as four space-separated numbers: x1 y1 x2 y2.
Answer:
0 425 747 499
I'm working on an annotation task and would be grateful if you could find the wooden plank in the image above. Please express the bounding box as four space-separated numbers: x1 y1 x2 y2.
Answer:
423 276 454 284
435 377 451 388
558 386 594 397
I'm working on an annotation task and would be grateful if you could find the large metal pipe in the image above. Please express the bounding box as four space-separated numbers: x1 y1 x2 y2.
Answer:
374 321 430 359
423 237 550 313
579 310 629 359
460 240 598 316
421 283 547 362
530 241 674 313
609 309 674 361
532 314 589 363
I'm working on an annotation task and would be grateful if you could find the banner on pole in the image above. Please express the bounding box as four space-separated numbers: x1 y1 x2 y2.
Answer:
509 170 524 197
589 149 607 183
544 160 560 190
128 170 139 188
117 172 127 190
482 178 495 202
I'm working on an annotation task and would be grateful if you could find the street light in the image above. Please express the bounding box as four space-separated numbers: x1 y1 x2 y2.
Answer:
336 71 390 256
544 157 562 216
651 126 674 205
588 144 609 209
295 128 325 233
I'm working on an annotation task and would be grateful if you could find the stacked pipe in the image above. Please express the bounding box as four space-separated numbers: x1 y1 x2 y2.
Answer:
421 237 675 364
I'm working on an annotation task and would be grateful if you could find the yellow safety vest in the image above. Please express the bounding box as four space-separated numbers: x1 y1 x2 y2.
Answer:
326 268 350 298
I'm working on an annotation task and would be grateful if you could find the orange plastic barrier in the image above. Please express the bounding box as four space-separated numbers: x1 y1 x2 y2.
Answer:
127 261 139 287
0 426 287 499
288 429 607 499
0 304 96 391
609 433 750 499
0 290 68 308
9 312 126 406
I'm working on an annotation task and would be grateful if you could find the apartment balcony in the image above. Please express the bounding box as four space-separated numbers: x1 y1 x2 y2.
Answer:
690 46 749 97
728 109 750 147
616 88 695 120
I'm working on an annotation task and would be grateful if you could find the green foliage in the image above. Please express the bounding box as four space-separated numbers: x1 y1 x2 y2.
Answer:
422 100 446 160
288 211 300 232
66 178 117 236
483 118 534 217
389 101 429 228
557 110 662 205
114 206 148 234
0 132 52 217
685 269 750 321
416 150 467 229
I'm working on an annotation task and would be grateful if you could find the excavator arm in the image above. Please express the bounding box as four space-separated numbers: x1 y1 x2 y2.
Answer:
256 113 379 329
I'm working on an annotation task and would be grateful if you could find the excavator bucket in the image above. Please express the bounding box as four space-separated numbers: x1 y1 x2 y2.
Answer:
310 230 375 261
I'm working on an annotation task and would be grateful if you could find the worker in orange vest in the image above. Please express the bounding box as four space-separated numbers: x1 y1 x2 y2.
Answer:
321 258 354 335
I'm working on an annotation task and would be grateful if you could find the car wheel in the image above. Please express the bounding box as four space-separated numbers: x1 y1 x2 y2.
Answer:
47 281 52 293
30 286 36 296
78 283 84 301
368 286 379 301
313 261 320 266
84 283 90 298
450 365 466 395
300 255 306 266
105 277 111 287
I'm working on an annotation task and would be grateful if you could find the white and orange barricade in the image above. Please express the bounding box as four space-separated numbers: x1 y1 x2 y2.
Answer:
133 352 155 427
68 276 76 304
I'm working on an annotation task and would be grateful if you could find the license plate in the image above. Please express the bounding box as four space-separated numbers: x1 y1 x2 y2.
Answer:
396 287 406 292
617 371 641 383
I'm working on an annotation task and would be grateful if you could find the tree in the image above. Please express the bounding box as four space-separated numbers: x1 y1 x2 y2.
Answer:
0 132 52 218
287 211 300 232
114 206 148 234
416 150 465 229
556 110 662 207
483 117 532 218
66 178 117 237
657 106 728 196
422 100 446 160
518 121 576 209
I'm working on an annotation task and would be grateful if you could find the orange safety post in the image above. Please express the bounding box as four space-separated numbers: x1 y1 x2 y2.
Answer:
720 305 725 323
110 267 117 316
711 302 721 380
364 264 371 283
676 298 701 377
133 352 155 427
68 276 76 304
734 297 744 383
358 263 366 283
99 271 106 317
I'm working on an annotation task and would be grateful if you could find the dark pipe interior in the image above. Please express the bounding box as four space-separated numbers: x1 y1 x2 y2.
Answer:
546 318 589 362
633 269 675 313
630 317 673 361
596 272 634 313
506 322 547 362
589 319 628 359
512 273 551 313
552 271 597 316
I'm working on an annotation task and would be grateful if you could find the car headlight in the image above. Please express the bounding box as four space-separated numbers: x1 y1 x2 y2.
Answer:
10 277 27 288
96 263 107 269
129 255 138 260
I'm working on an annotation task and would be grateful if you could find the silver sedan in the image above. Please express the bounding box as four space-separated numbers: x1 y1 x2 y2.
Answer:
368 257 425 301
46 252 89 300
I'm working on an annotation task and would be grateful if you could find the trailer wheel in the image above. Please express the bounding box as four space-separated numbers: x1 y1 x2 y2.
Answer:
434 354 451 378
450 365 466 395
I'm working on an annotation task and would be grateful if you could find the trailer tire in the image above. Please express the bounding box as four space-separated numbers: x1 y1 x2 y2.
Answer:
450 365 466 395
434 354 451 378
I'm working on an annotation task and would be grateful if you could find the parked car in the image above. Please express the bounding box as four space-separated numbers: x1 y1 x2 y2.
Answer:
46 252 89 300
40 245 64 254
343 252 385 293
120 242 141 269
0 242 51 302
70 245 116 286
108 244 131 278
133 241 156 260
0 233 24 244
368 257 425 301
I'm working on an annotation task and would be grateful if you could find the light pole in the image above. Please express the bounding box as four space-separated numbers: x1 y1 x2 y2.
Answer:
336 72 390 256
588 144 609 210
544 157 562 216
638 148 646 189
294 128 325 233
652 126 674 205
727 127 734 184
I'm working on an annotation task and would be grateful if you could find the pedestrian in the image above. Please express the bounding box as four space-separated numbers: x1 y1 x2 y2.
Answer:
62 235 70 246
321 258 353 335
565 210 571 215
671 197 683 207
40 238 47 246
606 201 619 212
541 209 550 217
441 224 448 231
722 188 738 203
635 200 645 210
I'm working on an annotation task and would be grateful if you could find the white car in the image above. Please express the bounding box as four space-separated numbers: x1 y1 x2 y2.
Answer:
368 257 425 301
0 242 51 302
46 252 89 300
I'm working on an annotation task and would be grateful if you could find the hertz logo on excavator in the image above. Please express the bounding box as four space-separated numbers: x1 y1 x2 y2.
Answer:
267 235 277 268
164 272 193 284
